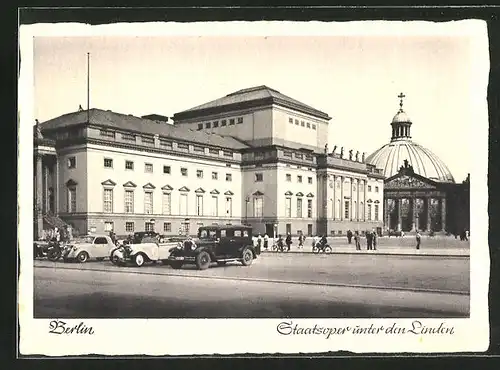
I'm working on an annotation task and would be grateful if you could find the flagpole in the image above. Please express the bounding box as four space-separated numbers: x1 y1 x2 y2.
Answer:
87 52 90 123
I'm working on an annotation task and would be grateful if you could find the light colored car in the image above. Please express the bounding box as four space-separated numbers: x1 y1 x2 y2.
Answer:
111 239 181 267
62 235 116 263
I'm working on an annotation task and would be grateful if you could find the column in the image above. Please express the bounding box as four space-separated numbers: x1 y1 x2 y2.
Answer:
322 174 328 219
332 175 336 220
426 197 432 232
43 162 49 213
441 198 447 232
384 198 390 230
356 179 360 221
35 154 43 239
55 157 59 216
340 176 344 221
363 180 367 221
349 177 353 221
410 197 416 231
397 198 402 231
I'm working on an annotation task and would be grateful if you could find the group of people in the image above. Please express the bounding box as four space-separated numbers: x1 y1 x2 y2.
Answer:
255 233 308 252
42 225 73 243
346 229 378 251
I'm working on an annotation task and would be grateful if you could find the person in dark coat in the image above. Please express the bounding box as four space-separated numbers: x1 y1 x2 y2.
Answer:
347 230 353 244
416 231 421 250
366 231 372 250
285 233 292 251
354 231 361 251
372 230 378 250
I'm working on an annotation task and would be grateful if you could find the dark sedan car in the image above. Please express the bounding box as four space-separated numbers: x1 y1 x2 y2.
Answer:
166 225 260 270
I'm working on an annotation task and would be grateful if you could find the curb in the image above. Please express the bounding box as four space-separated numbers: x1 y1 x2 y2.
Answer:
260 251 469 258
34 263 469 296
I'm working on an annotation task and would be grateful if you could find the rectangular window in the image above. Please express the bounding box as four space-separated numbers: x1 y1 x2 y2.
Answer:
177 143 189 150
300 120 305 127
164 222 172 232
375 186 379 193
209 148 219 155
163 165 171 174
254 152 264 160
141 136 154 145
197 123 203 130
103 188 113 213
374 204 379 221
124 190 134 213
212 172 218 180
145 222 155 232
344 201 350 219
225 197 232 217
181 168 188 176
297 175 303 183
160 139 172 149
312 124 317 130
221 120 227 126
255 173 263 182
211 196 218 216
223 150 233 157
205 122 211 129
283 151 292 158
104 158 113 168
67 157 76 169
253 197 263 218
306 122 311 128
229 118 235 125
367 204 372 221
295 119 299 125
145 163 153 173
104 221 114 232
179 194 188 216
307 199 313 218
297 198 303 218
67 187 76 213
196 195 204 216
125 222 134 232
193 146 204 153
305 154 313 161
237 117 243 124
121 133 136 142
100 129 115 138
285 198 291 218
144 192 153 214
213 121 219 128
226 173 232 182
125 160 134 170
289 117 293 124
286 174 291 182
308 177 313 184
196 170 204 179
162 193 171 215
368 185 372 192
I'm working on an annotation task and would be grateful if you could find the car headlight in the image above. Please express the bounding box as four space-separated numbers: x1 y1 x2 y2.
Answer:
191 243 197 250
177 242 183 249
72 246 78 251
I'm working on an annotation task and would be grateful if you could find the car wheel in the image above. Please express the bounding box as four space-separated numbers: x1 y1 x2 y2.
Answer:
312 246 320 254
241 248 253 266
134 253 146 267
195 251 211 270
76 251 89 263
217 261 227 266
324 246 332 254
170 261 183 269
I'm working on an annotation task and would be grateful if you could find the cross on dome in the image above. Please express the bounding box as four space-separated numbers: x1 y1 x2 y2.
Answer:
398 92 406 111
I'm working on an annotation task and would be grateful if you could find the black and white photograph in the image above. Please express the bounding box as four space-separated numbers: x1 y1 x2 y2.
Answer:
19 19 489 355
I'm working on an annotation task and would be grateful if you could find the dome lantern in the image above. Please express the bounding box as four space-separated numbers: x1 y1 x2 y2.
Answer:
390 92 412 141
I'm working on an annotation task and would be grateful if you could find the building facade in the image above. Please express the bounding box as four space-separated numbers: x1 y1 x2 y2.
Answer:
33 85 384 238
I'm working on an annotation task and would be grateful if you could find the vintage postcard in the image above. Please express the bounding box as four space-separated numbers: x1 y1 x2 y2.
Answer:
18 20 489 356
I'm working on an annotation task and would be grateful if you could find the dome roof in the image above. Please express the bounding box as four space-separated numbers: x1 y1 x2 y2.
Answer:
366 140 455 183
392 110 411 123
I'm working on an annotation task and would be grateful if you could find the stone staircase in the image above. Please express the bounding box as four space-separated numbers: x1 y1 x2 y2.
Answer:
42 213 70 230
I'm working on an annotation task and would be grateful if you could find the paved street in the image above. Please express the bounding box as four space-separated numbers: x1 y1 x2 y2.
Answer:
33 252 469 318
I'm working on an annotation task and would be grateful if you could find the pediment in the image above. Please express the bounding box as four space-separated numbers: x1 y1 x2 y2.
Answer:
195 187 205 193
143 182 156 190
210 189 220 195
306 192 315 198
161 184 173 191
123 181 137 188
253 190 264 196
224 190 234 196
101 179 116 187
284 191 293 196
385 174 436 190
296 192 304 197
179 186 190 192
66 179 78 187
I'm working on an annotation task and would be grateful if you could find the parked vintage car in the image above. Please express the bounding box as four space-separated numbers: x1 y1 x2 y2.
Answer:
110 237 182 267
166 225 260 270
62 235 116 263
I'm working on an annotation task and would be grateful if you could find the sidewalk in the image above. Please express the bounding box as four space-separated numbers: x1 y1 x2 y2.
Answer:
260 245 469 257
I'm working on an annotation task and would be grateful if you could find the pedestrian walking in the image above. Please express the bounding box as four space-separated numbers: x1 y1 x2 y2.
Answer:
263 233 269 250
312 235 319 250
372 230 378 250
354 231 361 251
416 230 421 250
298 233 304 249
285 233 292 251
347 230 353 244
257 234 262 249
366 231 372 250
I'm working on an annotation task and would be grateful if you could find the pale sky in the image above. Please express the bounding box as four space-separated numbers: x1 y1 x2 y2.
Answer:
33 33 481 181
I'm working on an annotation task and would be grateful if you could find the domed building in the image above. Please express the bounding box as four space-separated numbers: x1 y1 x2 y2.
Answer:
366 93 469 234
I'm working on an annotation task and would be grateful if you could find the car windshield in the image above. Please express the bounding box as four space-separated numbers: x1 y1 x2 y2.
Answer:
199 229 218 240
73 236 94 244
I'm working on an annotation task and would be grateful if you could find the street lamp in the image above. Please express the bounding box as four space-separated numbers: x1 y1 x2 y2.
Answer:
245 196 250 225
